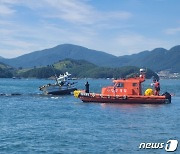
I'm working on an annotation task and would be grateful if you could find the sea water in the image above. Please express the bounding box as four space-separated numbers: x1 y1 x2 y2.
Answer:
0 78 180 153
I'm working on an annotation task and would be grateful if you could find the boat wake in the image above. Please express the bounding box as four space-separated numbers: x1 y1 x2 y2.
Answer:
0 92 67 98
0 93 22 96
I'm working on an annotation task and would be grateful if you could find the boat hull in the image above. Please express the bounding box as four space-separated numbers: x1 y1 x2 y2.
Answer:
78 93 171 104
40 84 77 95
47 88 77 95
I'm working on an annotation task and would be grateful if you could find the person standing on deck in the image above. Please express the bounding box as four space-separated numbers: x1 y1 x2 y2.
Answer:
154 79 160 95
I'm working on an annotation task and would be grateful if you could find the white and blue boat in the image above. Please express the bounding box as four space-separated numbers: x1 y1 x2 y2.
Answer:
39 72 77 95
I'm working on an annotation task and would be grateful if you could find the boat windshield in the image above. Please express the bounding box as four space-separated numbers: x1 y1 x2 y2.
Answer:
113 82 124 87
116 82 124 87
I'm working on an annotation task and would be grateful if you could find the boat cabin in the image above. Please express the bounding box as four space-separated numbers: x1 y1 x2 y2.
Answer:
101 73 145 96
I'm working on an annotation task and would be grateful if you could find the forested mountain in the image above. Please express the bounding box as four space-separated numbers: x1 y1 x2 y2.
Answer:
117 46 180 72
1 44 180 72
0 44 118 68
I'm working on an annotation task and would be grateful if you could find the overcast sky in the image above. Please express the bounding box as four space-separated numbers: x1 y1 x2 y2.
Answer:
0 0 180 58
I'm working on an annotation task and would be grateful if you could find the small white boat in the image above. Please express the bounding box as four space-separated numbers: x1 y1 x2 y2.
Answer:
39 72 77 95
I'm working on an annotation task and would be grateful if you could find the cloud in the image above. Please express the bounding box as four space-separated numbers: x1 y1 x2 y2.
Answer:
165 27 180 35
21 0 132 25
111 33 170 55
45 0 96 24
2 0 174 59
0 3 16 16
0 0 134 58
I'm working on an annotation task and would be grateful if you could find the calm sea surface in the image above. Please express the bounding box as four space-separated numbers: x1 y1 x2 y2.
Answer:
0 78 180 154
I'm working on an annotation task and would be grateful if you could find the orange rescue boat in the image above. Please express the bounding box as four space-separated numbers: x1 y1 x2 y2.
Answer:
74 69 171 104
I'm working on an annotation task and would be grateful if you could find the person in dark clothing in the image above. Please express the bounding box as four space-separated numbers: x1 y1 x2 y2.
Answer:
85 81 89 93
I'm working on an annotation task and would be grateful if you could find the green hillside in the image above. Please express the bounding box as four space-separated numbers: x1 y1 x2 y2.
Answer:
17 59 158 79
0 62 12 69
0 62 13 78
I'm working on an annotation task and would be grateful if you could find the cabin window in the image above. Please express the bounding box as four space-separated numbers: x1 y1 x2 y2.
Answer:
116 82 124 87
132 83 137 87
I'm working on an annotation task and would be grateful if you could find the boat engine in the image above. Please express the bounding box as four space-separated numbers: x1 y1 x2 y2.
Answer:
162 92 171 103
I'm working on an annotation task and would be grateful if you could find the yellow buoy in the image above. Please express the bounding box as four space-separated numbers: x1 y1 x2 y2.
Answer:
74 90 81 98
145 88 153 96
